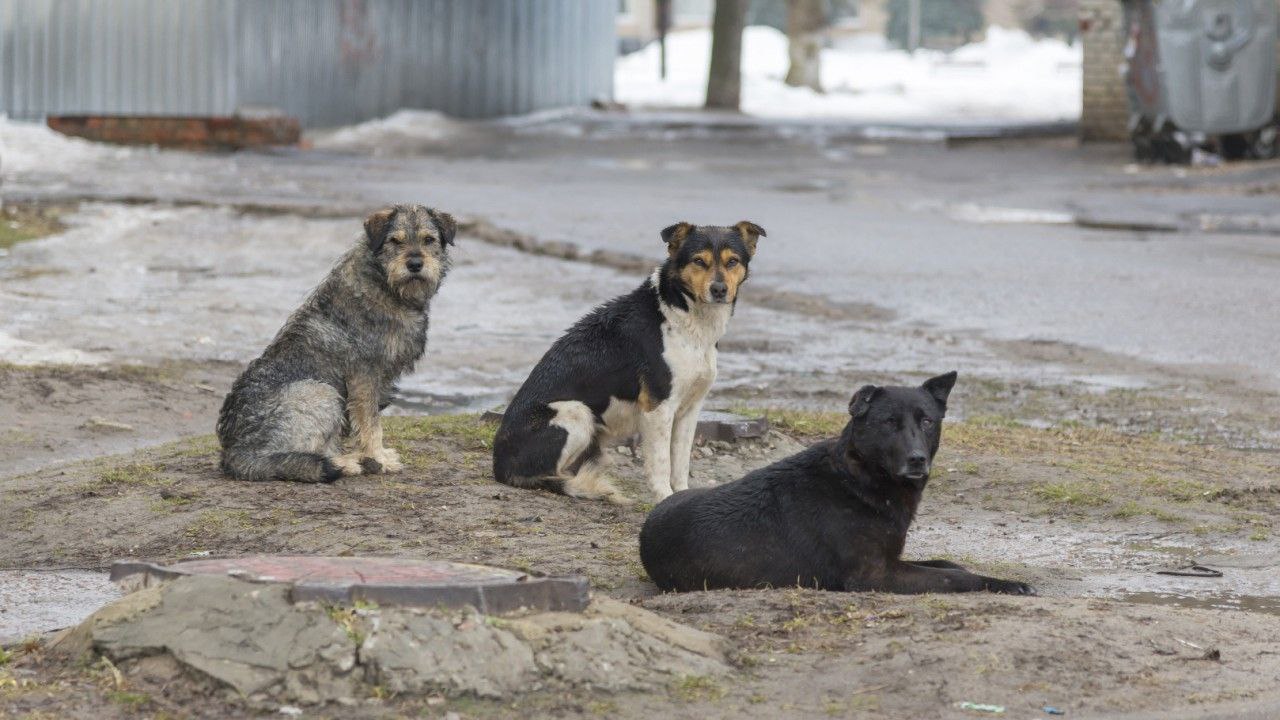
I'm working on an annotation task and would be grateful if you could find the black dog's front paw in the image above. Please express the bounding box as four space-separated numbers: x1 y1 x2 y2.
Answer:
987 579 1036 596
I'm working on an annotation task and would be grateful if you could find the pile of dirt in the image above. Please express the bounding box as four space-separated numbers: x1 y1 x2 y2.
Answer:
51 574 729 707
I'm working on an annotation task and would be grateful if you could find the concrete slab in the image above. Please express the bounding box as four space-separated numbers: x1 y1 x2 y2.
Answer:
110 556 590 614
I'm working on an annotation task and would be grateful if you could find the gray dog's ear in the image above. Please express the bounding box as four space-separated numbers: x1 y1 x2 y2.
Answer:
661 221 694 257
849 384 880 418
364 207 397 252
428 208 457 246
922 371 958 412
734 220 766 256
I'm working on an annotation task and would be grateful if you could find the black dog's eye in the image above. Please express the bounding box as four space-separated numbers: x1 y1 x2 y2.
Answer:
921 418 934 428
693 258 709 269
883 418 897 428
725 257 740 268
388 236 403 245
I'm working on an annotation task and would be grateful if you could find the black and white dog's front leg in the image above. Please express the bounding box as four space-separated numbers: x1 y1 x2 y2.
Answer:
669 381 711 493
640 404 678 499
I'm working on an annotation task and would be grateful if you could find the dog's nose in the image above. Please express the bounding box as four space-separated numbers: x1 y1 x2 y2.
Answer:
907 452 928 469
709 281 728 300
406 256 424 273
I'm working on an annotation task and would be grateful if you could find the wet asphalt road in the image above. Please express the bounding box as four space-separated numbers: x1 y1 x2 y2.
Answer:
7 116 1280 393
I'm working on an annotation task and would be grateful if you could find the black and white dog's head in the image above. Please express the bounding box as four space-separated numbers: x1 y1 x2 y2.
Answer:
841 372 957 487
658 221 765 309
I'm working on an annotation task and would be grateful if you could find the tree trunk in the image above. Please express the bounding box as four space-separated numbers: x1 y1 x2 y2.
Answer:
705 0 748 110
784 0 825 92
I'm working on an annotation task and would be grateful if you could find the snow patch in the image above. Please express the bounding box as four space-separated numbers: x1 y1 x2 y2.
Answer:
310 110 468 155
616 26 1081 124
0 116 132 179
0 331 105 366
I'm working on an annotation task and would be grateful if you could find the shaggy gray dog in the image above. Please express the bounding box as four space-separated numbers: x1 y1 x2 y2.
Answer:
217 204 455 482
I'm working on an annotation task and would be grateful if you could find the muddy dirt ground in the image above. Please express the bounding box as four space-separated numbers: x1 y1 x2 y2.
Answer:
3 124 1280 717
3 410 1280 718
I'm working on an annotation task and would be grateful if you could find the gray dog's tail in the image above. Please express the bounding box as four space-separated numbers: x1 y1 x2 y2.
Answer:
220 449 342 483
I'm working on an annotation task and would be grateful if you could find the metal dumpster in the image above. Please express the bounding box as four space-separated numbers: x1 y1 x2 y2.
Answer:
1123 0 1278 162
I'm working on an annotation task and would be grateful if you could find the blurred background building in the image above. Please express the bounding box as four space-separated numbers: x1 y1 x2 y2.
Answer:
0 0 615 126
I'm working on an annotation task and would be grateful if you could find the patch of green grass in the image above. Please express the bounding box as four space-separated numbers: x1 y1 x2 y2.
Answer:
1139 474 1220 503
0 648 12 666
96 463 163 487
731 406 846 439
106 691 151 707
1250 529 1269 541
0 204 66 251
672 674 726 702
384 414 496 449
183 509 252 537
326 605 365 646
1032 480 1109 507
162 434 220 459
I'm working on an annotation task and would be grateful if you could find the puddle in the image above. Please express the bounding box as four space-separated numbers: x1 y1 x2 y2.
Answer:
1120 591 1280 617
0 570 121 643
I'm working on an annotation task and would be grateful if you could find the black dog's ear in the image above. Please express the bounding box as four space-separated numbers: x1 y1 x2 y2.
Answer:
428 208 457 247
922 371 958 411
364 207 397 252
734 220 766 256
848 384 880 418
661 221 694 257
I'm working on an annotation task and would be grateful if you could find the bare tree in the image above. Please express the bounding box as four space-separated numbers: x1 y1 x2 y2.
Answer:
784 0 825 92
705 0 748 110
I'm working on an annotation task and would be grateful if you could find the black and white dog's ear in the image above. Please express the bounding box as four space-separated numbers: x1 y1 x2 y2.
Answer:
661 221 694 256
734 220 766 256
849 384 880 417
922 371 958 412
364 207 397 252
428 208 457 247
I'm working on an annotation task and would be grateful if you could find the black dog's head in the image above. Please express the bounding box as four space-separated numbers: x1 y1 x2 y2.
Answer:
841 372 957 487
363 204 456 306
659 221 764 307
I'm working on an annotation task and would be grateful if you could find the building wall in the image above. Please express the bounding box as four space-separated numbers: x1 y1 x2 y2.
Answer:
1079 0 1127 141
0 0 616 126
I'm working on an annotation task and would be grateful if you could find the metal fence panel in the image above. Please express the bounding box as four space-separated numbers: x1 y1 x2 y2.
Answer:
0 0 615 125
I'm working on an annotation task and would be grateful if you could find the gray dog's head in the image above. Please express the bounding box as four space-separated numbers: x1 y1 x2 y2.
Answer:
363 204 456 306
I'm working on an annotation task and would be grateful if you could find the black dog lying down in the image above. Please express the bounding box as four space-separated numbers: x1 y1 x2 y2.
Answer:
640 372 1034 595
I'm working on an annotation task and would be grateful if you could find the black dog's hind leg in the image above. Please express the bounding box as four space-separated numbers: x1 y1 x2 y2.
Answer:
858 561 1035 595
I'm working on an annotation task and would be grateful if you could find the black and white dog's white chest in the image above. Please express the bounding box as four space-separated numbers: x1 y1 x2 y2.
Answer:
656 296 728 407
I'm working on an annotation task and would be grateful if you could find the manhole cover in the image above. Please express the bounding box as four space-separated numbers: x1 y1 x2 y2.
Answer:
110 556 589 614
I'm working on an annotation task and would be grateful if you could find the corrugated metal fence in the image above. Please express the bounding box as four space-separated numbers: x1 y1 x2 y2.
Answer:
0 0 615 125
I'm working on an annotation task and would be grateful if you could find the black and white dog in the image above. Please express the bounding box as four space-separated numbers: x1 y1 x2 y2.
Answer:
492 221 765 504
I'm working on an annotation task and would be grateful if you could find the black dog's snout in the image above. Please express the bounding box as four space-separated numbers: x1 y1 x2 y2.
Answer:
907 452 928 469
710 281 728 300
406 255 425 273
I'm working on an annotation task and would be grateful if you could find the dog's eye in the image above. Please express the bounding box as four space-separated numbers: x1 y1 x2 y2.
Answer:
693 258 709 269
388 236 403 245
883 418 897 428
725 258 739 268
921 418 934 428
